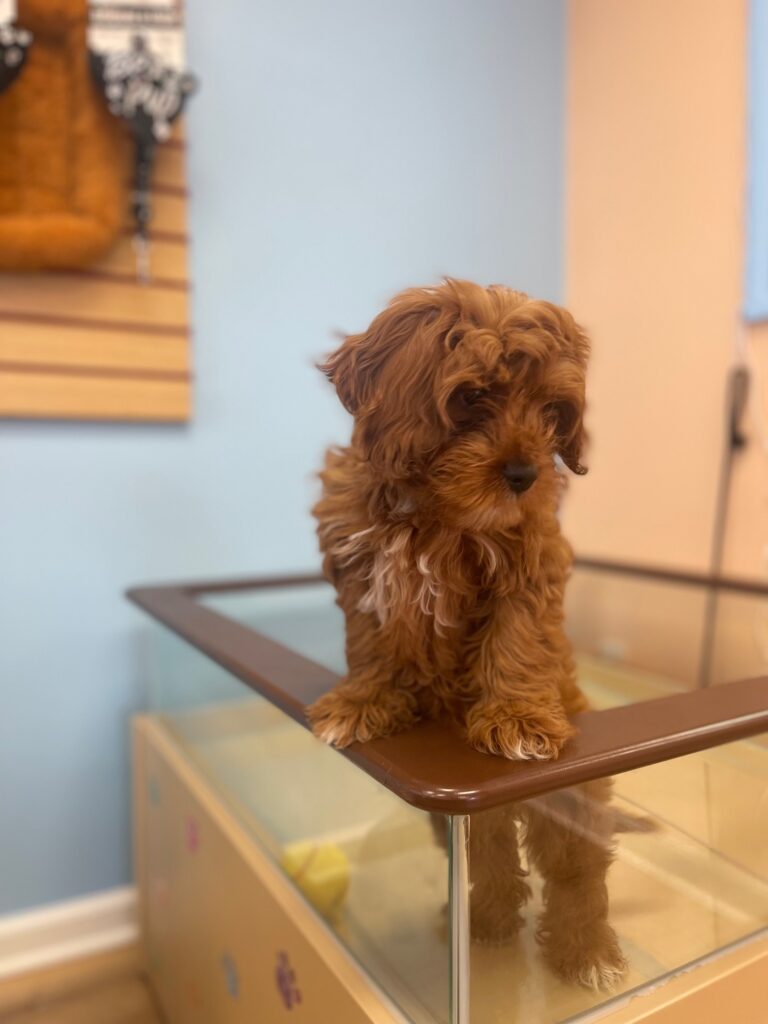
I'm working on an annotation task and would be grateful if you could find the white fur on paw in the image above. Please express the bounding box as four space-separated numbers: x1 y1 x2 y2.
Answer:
578 958 627 992
507 736 557 761
313 722 346 747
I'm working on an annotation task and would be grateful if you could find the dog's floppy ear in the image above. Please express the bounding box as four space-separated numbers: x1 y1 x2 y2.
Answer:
533 310 589 475
318 332 377 415
319 290 445 415
551 398 588 475
555 316 589 475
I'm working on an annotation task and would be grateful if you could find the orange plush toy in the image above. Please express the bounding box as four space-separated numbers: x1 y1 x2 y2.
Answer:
0 0 128 270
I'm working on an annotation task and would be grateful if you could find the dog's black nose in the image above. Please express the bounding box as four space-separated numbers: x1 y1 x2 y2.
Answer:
502 463 538 494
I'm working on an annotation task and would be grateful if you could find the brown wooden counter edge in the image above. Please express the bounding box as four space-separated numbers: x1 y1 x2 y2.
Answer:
127 571 768 815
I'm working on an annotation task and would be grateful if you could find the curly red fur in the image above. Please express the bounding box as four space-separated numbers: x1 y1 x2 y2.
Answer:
307 279 628 990
308 279 589 756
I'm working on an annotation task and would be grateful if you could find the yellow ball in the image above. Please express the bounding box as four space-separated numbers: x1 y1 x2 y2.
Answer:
280 841 350 920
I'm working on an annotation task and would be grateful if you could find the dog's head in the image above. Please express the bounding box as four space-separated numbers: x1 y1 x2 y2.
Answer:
321 279 589 531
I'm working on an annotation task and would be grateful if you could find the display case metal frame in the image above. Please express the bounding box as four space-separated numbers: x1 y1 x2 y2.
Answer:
128 561 768 816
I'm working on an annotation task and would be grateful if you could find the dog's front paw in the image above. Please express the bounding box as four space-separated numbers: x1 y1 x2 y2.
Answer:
466 699 574 761
307 684 418 748
539 923 628 991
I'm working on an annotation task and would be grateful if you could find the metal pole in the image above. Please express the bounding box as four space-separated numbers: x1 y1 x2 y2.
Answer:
449 814 470 1024
698 365 749 687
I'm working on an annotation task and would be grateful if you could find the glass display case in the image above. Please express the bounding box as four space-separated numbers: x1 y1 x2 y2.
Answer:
129 561 768 1024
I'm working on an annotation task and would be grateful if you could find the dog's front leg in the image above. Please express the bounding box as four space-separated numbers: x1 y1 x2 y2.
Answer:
464 596 576 761
306 609 419 748
307 670 419 748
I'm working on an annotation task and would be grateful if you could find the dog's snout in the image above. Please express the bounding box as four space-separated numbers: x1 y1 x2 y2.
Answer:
502 462 538 494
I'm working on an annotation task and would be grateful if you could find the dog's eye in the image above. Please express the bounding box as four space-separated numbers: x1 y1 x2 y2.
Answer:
462 388 488 406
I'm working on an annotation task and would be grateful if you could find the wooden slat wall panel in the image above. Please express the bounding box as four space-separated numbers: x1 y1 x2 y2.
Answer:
0 372 190 421
0 275 189 328
0 126 192 422
151 149 186 190
0 322 189 372
96 238 188 283
145 193 186 235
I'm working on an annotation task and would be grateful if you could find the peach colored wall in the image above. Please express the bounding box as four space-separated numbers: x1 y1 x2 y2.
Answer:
562 0 768 686
563 0 768 581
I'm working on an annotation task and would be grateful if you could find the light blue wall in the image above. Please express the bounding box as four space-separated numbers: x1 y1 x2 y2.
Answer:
0 0 564 914
745 0 768 320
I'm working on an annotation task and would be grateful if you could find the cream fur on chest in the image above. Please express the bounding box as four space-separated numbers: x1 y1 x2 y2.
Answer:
329 523 508 636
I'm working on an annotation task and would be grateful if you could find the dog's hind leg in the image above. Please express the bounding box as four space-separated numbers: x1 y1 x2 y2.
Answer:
522 778 628 991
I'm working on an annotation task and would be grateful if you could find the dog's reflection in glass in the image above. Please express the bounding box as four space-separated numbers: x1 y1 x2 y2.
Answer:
432 777 654 990
467 779 647 990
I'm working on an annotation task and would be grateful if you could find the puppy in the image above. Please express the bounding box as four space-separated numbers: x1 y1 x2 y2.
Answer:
308 278 589 757
307 279 628 990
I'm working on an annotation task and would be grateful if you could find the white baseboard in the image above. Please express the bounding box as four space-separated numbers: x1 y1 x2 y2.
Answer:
0 886 138 981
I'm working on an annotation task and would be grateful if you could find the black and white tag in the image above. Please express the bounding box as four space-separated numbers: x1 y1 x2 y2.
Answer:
88 0 195 143
88 0 197 280
0 0 32 94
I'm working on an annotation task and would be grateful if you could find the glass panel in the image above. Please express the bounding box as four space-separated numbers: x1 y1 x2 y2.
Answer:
468 734 768 1023
565 568 768 704
203 583 345 674
146 623 451 1024
202 573 768 713
565 569 707 698
709 589 768 687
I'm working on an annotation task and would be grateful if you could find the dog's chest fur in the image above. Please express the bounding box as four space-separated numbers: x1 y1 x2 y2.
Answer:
314 447 565 700
321 490 522 670
328 518 483 679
